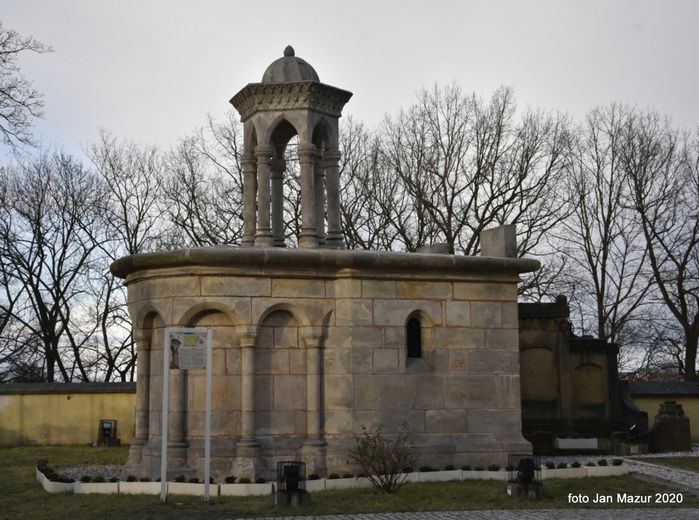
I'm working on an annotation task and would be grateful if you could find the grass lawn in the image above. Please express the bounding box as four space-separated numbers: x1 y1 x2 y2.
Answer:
634 456 699 473
2 446 698 520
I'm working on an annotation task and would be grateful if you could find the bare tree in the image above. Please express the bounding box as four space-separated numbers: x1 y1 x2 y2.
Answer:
378 84 571 257
0 20 52 150
622 111 699 380
555 104 650 353
0 151 107 382
161 113 245 246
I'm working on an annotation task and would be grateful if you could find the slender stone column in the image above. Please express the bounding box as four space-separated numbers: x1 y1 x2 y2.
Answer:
324 149 345 249
168 368 188 447
271 158 286 247
241 153 257 247
132 329 151 445
236 326 258 445
297 142 318 248
254 145 275 247
314 154 326 247
302 327 325 444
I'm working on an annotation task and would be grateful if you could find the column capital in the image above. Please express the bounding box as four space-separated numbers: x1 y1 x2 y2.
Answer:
297 142 317 160
236 325 258 347
254 144 275 157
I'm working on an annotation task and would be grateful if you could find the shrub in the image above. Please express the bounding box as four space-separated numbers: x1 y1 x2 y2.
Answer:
556 462 568 469
224 475 237 484
461 465 472 471
188 477 199 483
487 464 500 471
126 475 138 482
346 423 418 494
612 458 624 466
419 466 434 472
109 477 119 483
92 475 106 483
597 459 608 466
444 464 455 471
505 465 515 472
545 461 555 469
308 474 321 480
342 473 353 479
585 461 596 467
328 473 340 479
255 477 266 484
80 475 92 483
474 466 485 471
239 477 251 484
571 462 581 468
139 477 151 482
174 475 186 482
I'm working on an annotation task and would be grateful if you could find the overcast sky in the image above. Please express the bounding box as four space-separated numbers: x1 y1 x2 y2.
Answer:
2 0 698 161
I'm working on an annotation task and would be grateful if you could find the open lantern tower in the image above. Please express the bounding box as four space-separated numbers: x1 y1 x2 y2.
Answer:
112 47 539 482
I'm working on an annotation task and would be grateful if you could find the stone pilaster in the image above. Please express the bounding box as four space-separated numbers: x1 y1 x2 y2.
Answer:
302 327 326 476
235 325 261 478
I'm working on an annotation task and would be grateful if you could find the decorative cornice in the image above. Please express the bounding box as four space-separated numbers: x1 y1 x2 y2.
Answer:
230 81 353 121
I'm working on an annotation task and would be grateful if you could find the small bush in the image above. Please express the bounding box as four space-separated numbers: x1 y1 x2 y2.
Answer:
419 466 434 472
556 462 568 469
342 473 353 479
255 477 266 484
174 475 186 482
224 475 237 484
612 458 624 466
109 477 119 483
444 464 455 471
328 473 340 479
126 475 137 482
188 477 199 483
585 461 596 467
474 466 485 471
139 477 151 482
92 475 106 483
487 464 500 472
346 423 418 494
571 461 581 468
461 465 472 471
308 474 321 480
597 459 608 466
239 477 251 484
80 475 92 483
505 465 515 472
545 461 555 469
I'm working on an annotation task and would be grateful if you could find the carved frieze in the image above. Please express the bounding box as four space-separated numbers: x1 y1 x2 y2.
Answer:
231 81 353 121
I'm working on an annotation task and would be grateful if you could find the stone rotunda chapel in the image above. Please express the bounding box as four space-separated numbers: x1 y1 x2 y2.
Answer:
111 47 539 481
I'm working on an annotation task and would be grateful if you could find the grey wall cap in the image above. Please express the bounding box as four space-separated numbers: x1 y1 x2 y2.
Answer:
111 246 540 281
0 382 136 395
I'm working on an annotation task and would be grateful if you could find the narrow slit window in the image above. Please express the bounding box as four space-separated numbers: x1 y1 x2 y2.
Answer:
406 317 422 358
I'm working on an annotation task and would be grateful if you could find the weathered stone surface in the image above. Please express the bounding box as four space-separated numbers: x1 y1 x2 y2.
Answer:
453 282 516 301
272 278 326 298
361 279 396 298
466 409 522 433
485 328 519 349
373 348 398 373
445 300 471 327
373 299 442 326
426 409 467 433
334 299 373 326
413 374 446 409
201 276 271 297
432 327 484 349
396 281 453 299
324 375 354 409
471 302 502 328
354 375 413 410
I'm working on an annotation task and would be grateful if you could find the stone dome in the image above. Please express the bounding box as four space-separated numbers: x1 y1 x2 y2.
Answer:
261 46 320 83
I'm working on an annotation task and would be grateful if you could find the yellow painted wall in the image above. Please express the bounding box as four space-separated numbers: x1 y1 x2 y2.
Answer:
632 396 699 443
0 385 135 445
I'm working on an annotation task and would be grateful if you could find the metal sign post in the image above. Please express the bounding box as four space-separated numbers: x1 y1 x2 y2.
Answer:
160 327 212 502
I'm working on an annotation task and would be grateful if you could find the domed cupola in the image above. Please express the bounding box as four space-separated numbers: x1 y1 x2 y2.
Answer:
231 47 352 249
261 45 320 83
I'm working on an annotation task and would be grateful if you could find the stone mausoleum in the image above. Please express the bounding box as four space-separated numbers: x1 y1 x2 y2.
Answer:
111 47 540 481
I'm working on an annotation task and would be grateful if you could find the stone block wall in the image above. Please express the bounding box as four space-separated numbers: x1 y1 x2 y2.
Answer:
112 247 538 480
